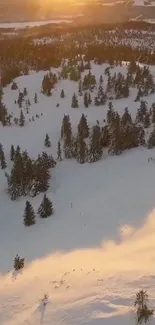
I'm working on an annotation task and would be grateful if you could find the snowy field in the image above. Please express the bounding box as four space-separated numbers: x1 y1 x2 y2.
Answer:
1 62 155 325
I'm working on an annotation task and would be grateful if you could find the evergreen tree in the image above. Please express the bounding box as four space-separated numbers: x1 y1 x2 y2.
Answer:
107 102 114 124
84 92 89 108
23 201 36 226
1 150 7 169
99 75 103 84
108 114 123 155
147 127 155 148
34 92 38 103
89 124 103 162
77 136 87 164
61 115 72 158
11 81 18 90
88 92 92 105
19 110 25 127
134 290 154 324
151 103 155 123
57 141 62 161
78 114 89 138
71 93 78 108
14 254 25 270
10 145 15 161
78 79 83 96
44 133 51 148
60 89 65 98
143 112 150 129
38 194 54 218
23 87 28 96
0 143 3 161
15 145 21 160
121 107 132 126
138 126 145 146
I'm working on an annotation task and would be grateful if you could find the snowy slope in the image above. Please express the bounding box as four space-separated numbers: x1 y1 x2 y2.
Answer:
1 62 155 325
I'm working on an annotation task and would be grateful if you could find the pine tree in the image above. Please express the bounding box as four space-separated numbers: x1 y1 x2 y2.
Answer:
88 93 92 105
23 87 28 96
77 136 87 164
14 254 25 270
0 143 3 161
1 150 7 169
121 107 132 126
57 141 62 161
84 92 89 108
71 93 78 108
78 79 83 96
44 133 51 147
23 201 36 226
143 112 150 128
11 81 18 90
15 145 21 160
78 114 89 138
61 115 72 158
89 124 103 162
60 89 65 98
34 92 38 103
134 290 154 324
19 110 25 127
151 103 155 123
99 75 103 84
107 102 114 124
10 145 15 161
38 194 54 218
147 127 155 148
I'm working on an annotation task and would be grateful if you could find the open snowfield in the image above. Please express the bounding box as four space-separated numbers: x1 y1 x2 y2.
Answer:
1 62 155 325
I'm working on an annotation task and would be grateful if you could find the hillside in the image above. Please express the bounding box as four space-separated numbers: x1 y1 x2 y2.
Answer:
1 53 155 325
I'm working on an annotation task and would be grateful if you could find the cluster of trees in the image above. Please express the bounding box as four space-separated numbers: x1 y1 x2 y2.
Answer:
23 194 54 227
41 72 57 96
4 145 56 200
2 21 155 89
64 62 155 109
0 82 41 127
59 100 155 163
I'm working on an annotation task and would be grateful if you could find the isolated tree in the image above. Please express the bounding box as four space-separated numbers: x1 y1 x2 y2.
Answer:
11 81 18 90
134 290 154 324
38 194 54 218
34 92 38 103
14 254 25 271
44 133 51 147
23 201 36 226
100 75 103 84
71 93 78 108
10 145 15 161
23 87 28 96
57 141 62 161
60 89 65 98
19 110 25 127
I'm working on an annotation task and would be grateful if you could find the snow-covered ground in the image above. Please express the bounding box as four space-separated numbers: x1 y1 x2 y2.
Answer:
1 62 155 325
